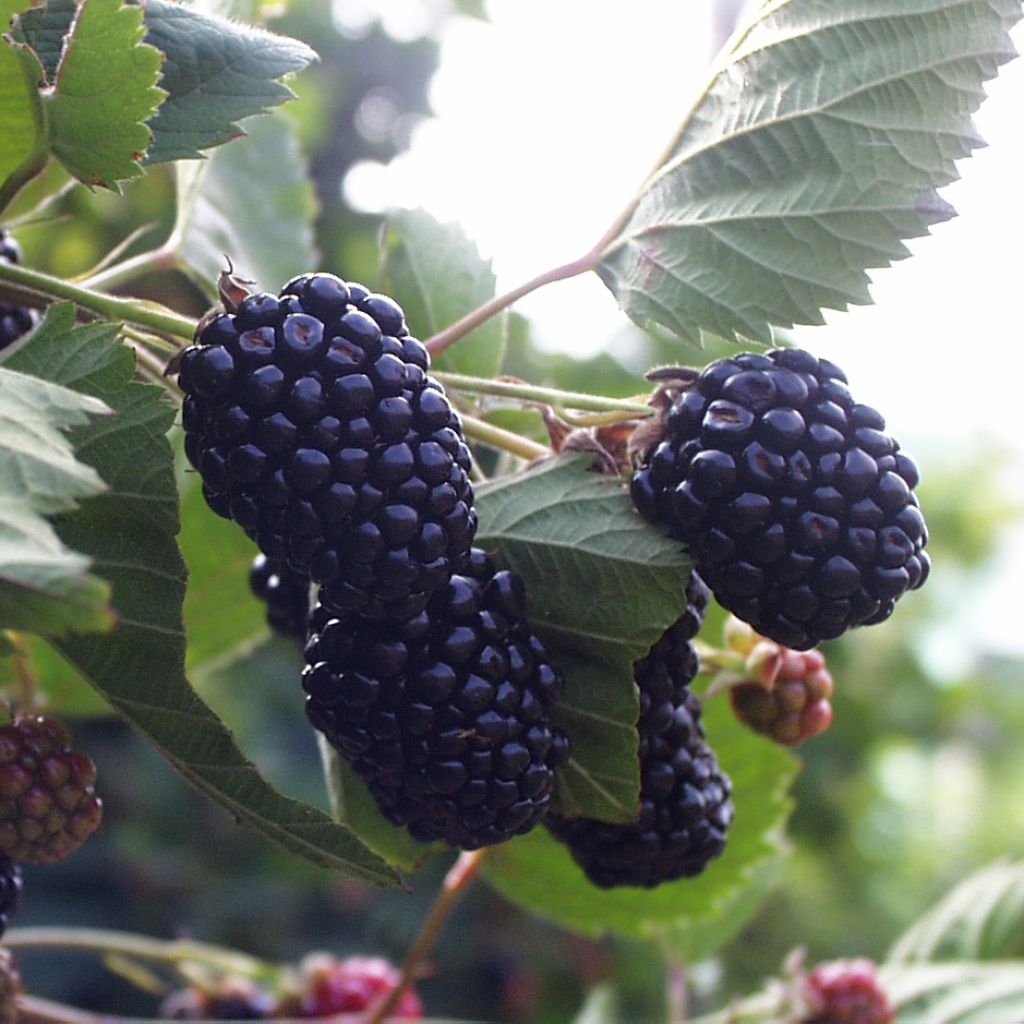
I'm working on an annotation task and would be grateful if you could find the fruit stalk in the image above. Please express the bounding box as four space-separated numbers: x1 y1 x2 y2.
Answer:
0 260 196 341
363 849 486 1024
435 371 650 415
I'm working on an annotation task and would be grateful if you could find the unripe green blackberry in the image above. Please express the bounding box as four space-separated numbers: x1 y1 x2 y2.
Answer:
0 715 102 864
0 855 21 939
0 231 37 350
303 549 570 849
631 349 929 648
546 575 734 888
177 273 477 620
249 553 310 640
0 950 20 1024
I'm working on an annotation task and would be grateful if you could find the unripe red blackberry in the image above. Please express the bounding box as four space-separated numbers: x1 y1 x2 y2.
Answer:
799 958 894 1024
547 575 734 888
0 230 38 350
0 855 21 939
303 549 570 849
0 950 20 1024
0 715 102 864
291 954 422 1019
631 349 929 649
249 553 310 640
177 273 477 620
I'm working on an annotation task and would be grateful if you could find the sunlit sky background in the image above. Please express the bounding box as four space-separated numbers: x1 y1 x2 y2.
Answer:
334 0 1024 670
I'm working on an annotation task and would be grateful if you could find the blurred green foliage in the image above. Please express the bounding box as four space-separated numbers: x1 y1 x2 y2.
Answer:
4 1 1023 1021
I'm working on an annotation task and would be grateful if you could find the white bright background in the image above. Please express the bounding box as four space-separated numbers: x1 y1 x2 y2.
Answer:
336 0 1024 668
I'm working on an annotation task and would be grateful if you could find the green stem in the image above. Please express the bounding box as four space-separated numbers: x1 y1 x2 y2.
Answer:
0 260 196 341
424 251 600 360
364 850 486 1024
460 412 550 461
0 139 51 220
81 245 180 291
4 927 270 980
7 633 41 714
434 371 651 415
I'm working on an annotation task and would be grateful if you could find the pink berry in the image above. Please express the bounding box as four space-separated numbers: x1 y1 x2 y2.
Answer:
800 958 894 1024
299 955 422 1019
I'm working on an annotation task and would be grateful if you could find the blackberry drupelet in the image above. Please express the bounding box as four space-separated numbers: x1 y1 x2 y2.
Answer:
249 553 310 640
303 548 570 849
0 231 37 349
631 349 929 648
0 715 103 864
546 574 734 888
0 855 20 939
177 273 477 620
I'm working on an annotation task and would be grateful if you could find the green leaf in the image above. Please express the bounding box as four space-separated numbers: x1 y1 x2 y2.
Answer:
0 337 114 635
880 962 1024 1024
597 0 1022 345
475 456 694 823
318 737 438 873
483 690 796 954
3 305 400 886
8 0 74 83
43 0 166 188
141 0 317 164
0 0 42 184
380 209 506 378
889 860 1024 964
175 110 318 292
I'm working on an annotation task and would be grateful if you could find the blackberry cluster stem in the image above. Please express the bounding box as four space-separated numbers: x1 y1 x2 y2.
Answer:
0 260 197 342
363 850 487 1024
435 370 651 416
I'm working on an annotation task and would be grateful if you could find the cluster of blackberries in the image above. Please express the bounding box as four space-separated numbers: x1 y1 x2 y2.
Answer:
632 349 929 649
179 275 575 851
547 574 733 887
304 548 570 849
0 231 37 350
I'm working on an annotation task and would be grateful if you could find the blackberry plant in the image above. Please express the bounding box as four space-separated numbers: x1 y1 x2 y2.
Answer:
0 1 1017 1022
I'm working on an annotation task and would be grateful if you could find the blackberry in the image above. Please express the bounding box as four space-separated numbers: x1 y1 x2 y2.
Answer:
631 349 930 648
0 231 37 350
287 954 422 1019
0 715 102 864
303 549 570 849
0 855 20 939
161 979 275 1020
799 959 894 1024
177 273 477 620
249 553 310 640
546 575 734 888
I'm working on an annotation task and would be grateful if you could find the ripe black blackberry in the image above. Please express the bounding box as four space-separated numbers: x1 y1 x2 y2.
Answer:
177 273 477 620
0 855 20 939
631 349 929 649
249 553 310 640
303 549 570 849
0 230 37 350
546 574 733 888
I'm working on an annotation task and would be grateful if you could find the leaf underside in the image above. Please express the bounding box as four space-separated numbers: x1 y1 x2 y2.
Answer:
0 339 114 635
476 456 697 823
597 0 1022 345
